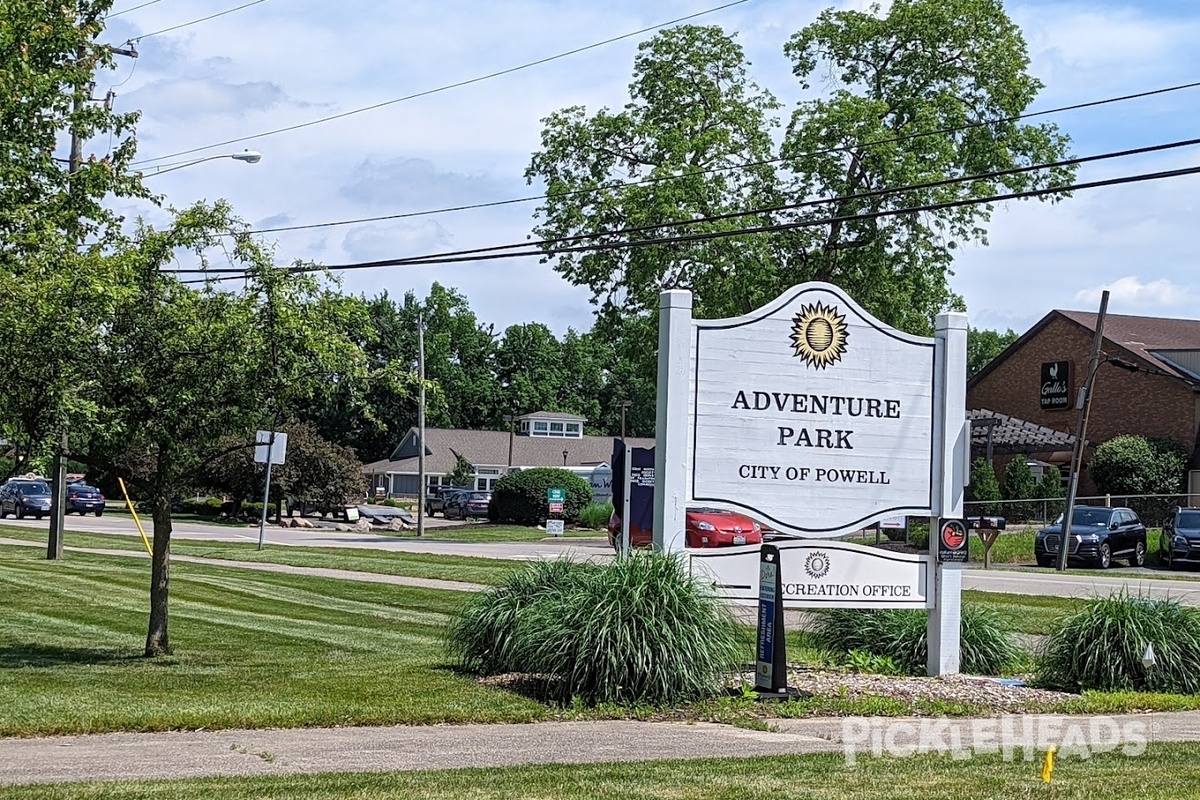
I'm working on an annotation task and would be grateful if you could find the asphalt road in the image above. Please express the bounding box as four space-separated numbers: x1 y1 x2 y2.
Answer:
5 514 1200 603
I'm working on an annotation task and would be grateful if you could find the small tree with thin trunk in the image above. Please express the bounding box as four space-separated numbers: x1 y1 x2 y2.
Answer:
82 202 367 656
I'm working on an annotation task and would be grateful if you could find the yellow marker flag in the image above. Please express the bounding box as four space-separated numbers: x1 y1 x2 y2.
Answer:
1041 745 1056 783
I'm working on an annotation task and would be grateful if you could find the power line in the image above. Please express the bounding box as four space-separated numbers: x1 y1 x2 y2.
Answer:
131 0 756 166
244 79 1200 237
260 136 1200 268
126 0 272 42
108 0 166 17
177 147 1200 281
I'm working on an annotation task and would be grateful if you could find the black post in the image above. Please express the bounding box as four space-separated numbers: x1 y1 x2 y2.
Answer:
46 432 67 560
754 544 789 696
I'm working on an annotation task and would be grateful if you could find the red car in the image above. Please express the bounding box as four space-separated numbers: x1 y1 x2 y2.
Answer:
608 507 764 549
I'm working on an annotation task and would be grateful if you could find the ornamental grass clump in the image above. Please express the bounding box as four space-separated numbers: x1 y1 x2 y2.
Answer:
1036 593 1200 694
446 551 745 706
812 605 1018 676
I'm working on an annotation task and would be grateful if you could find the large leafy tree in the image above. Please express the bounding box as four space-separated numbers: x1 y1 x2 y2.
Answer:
526 2 1075 340
0 0 148 472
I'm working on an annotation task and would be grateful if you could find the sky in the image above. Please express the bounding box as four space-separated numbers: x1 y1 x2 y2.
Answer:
94 0 1200 336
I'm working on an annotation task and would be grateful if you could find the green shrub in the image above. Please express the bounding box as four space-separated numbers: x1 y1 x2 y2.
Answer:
812 605 1018 676
489 467 593 525
577 501 614 529
908 520 930 550
1036 593 1200 694
447 551 745 706
967 457 1001 515
1002 458 1036 522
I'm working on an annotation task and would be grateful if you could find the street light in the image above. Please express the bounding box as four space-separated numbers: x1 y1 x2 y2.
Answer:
562 449 569 467
140 150 263 177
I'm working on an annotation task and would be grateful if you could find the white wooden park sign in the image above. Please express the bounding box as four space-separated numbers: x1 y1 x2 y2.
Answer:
651 282 969 676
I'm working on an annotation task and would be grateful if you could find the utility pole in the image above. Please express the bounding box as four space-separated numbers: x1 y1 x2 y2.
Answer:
417 312 426 538
46 40 138 561
48 49 88 562
1057 290 1110 572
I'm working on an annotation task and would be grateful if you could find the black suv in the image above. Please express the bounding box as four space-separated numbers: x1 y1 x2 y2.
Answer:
1034 506 1147 569
424 486 469 517
0 479 54 520
1161 508 1200 569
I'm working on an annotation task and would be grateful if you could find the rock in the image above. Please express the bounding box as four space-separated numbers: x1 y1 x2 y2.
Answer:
387 518 411 532
335 524 352 532
290 517 317 529
353 518 373 532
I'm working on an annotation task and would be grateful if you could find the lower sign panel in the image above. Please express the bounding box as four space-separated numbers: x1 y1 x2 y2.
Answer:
689 540 932 609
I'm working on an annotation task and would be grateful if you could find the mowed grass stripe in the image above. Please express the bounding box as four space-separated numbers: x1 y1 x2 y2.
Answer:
0 547 546 736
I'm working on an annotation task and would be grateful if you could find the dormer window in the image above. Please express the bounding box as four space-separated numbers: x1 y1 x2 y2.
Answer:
520 412 586 438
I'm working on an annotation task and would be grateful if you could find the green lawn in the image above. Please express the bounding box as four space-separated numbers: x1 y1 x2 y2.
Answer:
962 589 1083 636
5 746 1199 799
0 545 544 737
0 525 520 586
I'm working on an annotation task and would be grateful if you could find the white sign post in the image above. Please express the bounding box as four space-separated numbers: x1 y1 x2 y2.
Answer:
254 430 288 551
655 283 967 676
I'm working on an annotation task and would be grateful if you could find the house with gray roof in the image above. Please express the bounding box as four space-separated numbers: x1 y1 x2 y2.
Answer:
362 410 654 498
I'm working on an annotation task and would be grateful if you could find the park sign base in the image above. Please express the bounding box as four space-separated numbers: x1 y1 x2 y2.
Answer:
653 282 968 676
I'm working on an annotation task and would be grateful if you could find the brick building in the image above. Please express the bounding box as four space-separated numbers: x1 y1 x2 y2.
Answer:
968 310 1200 494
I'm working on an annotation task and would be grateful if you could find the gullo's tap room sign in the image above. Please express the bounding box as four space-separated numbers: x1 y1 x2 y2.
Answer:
1040 360 1071 411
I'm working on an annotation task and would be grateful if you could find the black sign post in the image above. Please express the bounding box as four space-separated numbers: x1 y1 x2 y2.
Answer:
1040 361 1071 410
937 518 969 563
754 544 792 698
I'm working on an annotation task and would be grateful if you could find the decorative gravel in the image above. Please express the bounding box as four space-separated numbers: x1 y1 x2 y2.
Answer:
736 665 1076 713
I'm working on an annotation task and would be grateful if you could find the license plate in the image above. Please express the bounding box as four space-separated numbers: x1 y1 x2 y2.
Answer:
41 503 51 511
733 535 746 545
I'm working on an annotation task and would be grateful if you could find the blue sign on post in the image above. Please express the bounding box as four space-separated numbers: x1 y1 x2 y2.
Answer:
754 544 790 696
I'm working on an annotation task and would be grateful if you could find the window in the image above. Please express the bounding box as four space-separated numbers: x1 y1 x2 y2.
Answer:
520 421 530 433
549 422 565 437
532 421 549 435
565 422 582 438
476 477 497 491
426 475 449 491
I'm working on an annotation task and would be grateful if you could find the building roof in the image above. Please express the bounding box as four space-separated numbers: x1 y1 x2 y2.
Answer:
516 410 587 422
362 427 655 475
970 310 1200 390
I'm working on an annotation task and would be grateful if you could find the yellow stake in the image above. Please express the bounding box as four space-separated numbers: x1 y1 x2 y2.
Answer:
1041 744 1056 784
118 478 153 556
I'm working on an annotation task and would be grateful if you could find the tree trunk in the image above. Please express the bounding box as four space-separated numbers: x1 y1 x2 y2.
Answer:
144 495 173 656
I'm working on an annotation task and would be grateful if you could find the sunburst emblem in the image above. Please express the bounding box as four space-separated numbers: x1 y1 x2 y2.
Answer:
790 302 849 369
804 551 830 580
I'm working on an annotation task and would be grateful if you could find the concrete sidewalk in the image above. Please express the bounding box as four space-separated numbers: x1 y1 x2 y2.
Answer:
3 712 1199 786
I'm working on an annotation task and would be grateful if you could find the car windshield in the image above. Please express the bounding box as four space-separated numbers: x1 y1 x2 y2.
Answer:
468 492 490 501
70 485 99 493
1053 507 1113 527
15 482 51 495
1178 511 1200 528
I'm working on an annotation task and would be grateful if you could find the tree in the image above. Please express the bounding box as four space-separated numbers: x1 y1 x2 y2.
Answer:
966 457 1001 515
494 323 565 415
527 3 1074 340
447 452 475 488
0 0 149 472
1090 435 1188 497
80 202 367 656
968 327 1019 378
201 420 365 517
1002 457 1036 522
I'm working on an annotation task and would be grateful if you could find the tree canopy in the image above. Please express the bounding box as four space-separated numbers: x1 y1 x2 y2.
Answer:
526 2 1074 334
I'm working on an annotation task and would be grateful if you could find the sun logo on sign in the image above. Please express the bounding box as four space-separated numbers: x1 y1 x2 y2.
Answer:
790 302 849 369
804 551 830 580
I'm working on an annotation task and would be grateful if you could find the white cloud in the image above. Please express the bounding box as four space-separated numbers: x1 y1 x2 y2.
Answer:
1075 276 1199 310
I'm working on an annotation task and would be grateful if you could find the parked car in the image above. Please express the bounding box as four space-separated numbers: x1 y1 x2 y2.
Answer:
607 507 764 550
424 486 469 517
66 484 106 516
1034 506 1146 569
445 490 492 520
0 479 54 520
1161 507 1200 570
